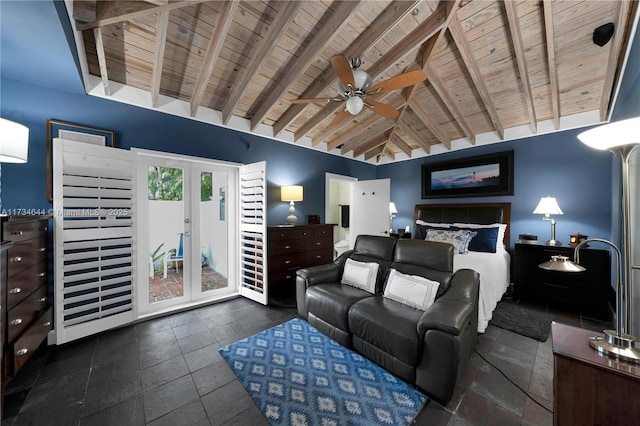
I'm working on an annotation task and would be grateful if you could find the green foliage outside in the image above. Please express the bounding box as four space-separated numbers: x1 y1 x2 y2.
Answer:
148 167 213 201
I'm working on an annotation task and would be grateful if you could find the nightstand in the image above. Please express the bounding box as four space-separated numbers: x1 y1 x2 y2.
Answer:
514 243 612 318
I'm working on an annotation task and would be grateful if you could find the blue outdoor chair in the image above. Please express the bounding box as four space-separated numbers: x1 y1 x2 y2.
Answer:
164 232 184 278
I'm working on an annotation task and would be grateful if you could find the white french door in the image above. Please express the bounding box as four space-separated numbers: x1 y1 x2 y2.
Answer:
136 152 238 315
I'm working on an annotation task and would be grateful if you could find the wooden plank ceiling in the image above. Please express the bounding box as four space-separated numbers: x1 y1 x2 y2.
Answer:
72 0 636 163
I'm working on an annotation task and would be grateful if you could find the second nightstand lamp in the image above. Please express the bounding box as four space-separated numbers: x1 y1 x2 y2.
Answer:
533 196 563 246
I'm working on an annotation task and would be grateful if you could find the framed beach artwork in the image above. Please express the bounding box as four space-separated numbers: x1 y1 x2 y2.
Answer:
421 150 514 198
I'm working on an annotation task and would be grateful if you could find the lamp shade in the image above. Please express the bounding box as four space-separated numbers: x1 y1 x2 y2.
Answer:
0 118 29 163
281 185 303 202
539 255 586 272
533 197 563 215
389 202 398 215
577 117 640 150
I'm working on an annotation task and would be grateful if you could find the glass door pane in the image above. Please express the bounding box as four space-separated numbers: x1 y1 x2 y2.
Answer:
147 163 190 308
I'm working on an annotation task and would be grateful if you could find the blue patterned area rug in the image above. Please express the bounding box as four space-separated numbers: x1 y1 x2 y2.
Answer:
219 318 426 425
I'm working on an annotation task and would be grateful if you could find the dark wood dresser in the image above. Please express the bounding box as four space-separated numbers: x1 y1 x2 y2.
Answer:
552 322 640 425
0 216 53 388
267 224 334 305
514 243 612 319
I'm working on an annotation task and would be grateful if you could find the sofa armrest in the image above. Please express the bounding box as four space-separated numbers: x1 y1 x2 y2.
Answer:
295 251 352 318
417 268 480 336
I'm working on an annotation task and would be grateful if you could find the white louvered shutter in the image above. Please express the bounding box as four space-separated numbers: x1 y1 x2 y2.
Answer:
53 139 135 344
239 161 267 304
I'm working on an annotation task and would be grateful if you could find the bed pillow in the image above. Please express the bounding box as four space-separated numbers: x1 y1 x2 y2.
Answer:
383 269 439 311
453 226 500 253
425 228 477 254
453 223 507 252
341 258 379 293
414 221 451 240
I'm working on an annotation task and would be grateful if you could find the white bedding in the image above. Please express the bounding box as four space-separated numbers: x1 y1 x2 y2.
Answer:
453 250 511 333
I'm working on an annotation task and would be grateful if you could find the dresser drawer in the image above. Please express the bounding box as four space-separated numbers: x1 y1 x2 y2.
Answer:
269 238 305 256
268 270 297 288
7 284 49 342
268 253 305 272
305 248 334 266
3 219 48 243
314 227 331 238
304 236 332 252
269 228 308 241
7 237 47 277
7 260 48 309
10 308 53 375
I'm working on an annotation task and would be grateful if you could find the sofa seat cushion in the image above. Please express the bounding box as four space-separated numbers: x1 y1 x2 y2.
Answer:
306 283 373 333
349 296 424 366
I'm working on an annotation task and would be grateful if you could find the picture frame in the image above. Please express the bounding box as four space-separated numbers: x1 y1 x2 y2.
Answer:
421 150 514 199
46 119 116 202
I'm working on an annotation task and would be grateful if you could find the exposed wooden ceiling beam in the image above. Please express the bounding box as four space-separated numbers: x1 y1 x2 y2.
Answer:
504 0 537 133
426 63 476 143
150 11 169 108
76 0 203 30
365 145 385 162
324 112 382 151
397 121 432 154
93 27 111 96
190 0 239 117
272 0 420 137
340 120 396 155
449 13 505 138
222 1 302 125
73 1 96 23
408 98 450 149
249 1 362 131
542 0 560 130
388 133 413 157
294 4 446 142
600 0 632 121
353 132 391 158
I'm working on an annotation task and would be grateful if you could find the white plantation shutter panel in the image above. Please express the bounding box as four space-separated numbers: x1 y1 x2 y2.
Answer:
239 161 267 304
53 139 135 344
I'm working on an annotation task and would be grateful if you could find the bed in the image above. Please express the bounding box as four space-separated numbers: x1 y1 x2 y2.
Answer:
413 203 511 333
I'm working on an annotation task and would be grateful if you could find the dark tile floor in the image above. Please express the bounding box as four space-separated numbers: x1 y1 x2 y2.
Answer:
1 295 612 426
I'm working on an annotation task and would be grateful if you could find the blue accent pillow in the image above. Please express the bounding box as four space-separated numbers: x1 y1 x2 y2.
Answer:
453 226 499 253
425 229 477 254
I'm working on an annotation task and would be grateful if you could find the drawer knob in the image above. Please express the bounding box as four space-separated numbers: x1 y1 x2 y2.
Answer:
43 321 52 327
316 255 322 259
39 297 48 303
316 242 321 246
16 348 28 356
9 287 22 294
11 318 23 326
38 247 46 252
10 256 22 262
38 272 46 277
285 260 291 264
12 230 24 236
285 245 291 249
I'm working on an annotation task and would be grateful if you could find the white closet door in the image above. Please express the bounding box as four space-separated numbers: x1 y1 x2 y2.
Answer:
238 161 267 304
53 139 135 344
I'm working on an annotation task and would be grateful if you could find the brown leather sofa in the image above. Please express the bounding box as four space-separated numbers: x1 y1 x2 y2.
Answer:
296 235 480 404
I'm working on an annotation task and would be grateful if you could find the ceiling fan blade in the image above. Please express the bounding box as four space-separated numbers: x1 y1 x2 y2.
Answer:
367 70 427 94
330 109 351 127
331 55 355 89
290 97 333 104
365 100 399 120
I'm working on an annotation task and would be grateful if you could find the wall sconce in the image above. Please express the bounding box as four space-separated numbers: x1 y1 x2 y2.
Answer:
281 185 303 225
533 196 563 246
539 238 640 364
0 118 30 212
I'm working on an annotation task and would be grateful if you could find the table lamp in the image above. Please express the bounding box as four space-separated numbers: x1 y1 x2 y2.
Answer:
0 118 30 212
281 185 303 225
533 196 563 246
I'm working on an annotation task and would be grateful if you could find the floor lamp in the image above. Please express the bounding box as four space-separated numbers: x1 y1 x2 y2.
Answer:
541 117 640 363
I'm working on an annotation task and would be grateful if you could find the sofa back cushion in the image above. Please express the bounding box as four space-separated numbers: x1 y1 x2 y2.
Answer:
348 235 397 294
390 239 454 297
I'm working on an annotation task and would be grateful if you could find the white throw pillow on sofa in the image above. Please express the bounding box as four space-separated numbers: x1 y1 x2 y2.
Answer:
383 269 439 311
341 258 379 293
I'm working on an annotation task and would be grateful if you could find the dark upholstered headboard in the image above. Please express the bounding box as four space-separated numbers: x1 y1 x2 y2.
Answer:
414 203 511 249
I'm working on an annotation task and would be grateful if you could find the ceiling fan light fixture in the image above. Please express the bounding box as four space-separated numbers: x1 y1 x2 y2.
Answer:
353 69 372 91
345 96 364 115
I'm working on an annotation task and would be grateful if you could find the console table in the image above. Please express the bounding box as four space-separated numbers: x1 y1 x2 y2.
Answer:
514 243 612 318
552 322 640 425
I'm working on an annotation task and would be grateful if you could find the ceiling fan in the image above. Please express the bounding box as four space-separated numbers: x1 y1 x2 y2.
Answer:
291 55 427 125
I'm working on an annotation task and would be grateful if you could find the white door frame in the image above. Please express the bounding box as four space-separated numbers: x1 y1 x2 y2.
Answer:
325 173 357 248
134 149 241 316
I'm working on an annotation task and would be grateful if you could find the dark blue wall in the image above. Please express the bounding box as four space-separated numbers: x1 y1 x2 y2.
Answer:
0 78 376 225
376 133 613 252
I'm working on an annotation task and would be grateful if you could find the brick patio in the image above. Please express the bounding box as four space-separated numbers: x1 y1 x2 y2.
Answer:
148 267 228 303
